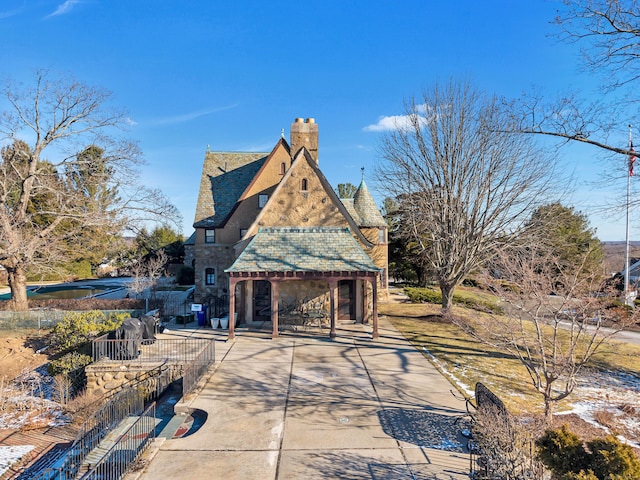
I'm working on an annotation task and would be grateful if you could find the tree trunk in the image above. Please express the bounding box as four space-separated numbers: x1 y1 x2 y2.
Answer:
544 385 554 424
6 265 28 311
440 280 454 312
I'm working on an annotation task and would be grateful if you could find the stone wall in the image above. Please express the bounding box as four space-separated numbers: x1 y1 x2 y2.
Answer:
85 361 183 396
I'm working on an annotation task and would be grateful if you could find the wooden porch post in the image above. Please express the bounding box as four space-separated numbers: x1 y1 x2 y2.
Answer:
372 275 379 339
271 279 279 339
362 279 369 325
329 279 337 339
228 278 237 340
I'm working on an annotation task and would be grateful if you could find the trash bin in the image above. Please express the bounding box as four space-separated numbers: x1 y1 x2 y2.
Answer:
197 310 206 327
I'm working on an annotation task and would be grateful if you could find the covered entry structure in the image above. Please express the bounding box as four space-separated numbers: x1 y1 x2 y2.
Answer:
225 227 381 340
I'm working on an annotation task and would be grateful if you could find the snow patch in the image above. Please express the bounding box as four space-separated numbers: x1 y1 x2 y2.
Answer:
0 445 34 476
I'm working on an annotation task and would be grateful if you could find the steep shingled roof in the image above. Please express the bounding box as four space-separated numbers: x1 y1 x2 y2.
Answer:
353 179 387 227
226 227 380 273
193 151 269 228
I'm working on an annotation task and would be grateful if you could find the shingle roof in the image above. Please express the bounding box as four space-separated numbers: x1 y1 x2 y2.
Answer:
193 151 269 228
340 198 360 224
353 179 387 227
183 231 196 245
226 227 380 273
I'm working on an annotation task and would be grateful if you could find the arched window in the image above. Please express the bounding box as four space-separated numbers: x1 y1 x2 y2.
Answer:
280 162 286 174
205 268 215 285
301 178 308 191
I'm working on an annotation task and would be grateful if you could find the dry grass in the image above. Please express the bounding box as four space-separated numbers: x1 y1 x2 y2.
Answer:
64 389 104 426
380 300 640 418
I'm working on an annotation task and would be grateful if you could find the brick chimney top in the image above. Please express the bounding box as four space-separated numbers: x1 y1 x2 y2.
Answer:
290 117 318 164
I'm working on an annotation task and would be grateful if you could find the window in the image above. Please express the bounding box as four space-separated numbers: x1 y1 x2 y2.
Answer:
378 228 386 244
205 229 215 244
205 268 215 285
280 162 286 175
301 178 308 191
259 194 268 208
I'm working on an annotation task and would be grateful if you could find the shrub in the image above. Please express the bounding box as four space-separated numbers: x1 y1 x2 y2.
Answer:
536 425 588 476
48 352 92 390
403 286 503 314
536 425 640 479
588 435 640 479
404 286 442 304
50 310 128 353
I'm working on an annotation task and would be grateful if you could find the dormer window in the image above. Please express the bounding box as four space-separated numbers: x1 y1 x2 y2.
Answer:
301 178 308 191
205 229 215 244
259 194 268 208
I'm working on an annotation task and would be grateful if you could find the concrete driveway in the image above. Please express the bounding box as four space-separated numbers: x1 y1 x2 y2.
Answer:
131 317 470 480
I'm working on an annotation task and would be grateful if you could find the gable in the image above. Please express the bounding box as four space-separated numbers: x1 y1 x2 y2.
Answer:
244 150 371 246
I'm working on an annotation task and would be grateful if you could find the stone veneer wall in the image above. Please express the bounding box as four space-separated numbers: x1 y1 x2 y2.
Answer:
278 280 330 314
193 243 236 303
85 361 184 396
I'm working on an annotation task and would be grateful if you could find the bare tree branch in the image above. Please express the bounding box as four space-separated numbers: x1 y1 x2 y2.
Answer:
0 71 181 310
376 79 562 311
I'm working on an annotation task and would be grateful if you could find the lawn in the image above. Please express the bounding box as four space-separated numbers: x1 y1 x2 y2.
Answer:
379 300 640 418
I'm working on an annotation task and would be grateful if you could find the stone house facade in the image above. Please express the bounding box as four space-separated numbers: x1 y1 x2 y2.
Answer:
187 117 388 338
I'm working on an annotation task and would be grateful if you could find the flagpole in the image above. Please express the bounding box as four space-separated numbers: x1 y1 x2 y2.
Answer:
624 124 633 305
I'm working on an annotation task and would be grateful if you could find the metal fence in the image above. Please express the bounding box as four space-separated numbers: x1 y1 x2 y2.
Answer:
28 365 171 480
80 402 156 480
33 387 147 480
181 340 216 396
92 337 215 365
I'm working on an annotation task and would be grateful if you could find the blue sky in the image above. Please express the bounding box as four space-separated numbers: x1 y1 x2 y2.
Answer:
0 0 633 240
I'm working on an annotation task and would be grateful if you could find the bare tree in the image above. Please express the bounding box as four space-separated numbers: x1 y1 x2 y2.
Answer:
511 1 640 193
0 70 180 310
556 0 640 93
127 249 168 311
376 79 559 311
458 242 638 421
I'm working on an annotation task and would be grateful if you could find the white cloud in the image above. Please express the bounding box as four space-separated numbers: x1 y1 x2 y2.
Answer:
125 117 138 126
363 113 430 132
48 0 82 17
150 104 238 127
0 9 20 19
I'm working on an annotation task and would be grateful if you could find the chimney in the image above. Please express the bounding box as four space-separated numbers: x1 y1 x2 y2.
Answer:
290 117 318 164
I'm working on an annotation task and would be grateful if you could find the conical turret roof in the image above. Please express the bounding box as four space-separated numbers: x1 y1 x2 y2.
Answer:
353 178 387 227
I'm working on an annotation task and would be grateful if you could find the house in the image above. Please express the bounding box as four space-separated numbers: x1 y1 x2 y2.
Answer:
188 117 388 339
620 257 640 286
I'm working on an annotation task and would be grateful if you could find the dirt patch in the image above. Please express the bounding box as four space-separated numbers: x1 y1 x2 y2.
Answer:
0 330 49 382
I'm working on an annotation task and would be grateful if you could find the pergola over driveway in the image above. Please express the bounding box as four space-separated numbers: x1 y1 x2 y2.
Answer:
225 227 381 340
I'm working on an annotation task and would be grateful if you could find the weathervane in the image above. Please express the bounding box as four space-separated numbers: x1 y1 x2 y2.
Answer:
361 166 365 181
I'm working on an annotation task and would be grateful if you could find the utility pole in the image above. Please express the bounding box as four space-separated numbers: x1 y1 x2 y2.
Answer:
624 124 636 306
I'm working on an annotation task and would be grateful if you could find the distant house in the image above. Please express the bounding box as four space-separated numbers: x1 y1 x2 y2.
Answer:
620 257 640 286
186 117 388 338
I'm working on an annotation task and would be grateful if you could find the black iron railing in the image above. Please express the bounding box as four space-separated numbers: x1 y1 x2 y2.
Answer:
80 402 156 480
92 336 214 364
